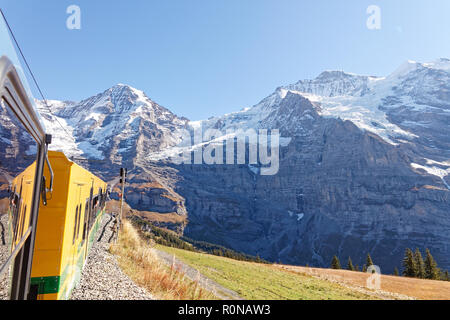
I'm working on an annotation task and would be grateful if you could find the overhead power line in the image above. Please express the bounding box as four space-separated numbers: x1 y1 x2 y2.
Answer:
0 9 73 140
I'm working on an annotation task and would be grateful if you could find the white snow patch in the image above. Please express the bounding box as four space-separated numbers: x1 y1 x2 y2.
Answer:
248 165 259 175
411 162 450 190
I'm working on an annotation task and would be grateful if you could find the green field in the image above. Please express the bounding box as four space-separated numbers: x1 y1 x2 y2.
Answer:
156 245 375 300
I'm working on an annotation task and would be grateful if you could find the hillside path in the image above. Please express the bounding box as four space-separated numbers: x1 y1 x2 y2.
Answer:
153 248 243 300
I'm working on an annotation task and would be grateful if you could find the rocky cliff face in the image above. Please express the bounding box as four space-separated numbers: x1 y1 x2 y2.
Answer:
36 85 189 215
158 92 449 272
1 60 449 272
154 60 450 272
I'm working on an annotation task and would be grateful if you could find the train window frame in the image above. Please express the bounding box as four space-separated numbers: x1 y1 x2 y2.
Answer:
82 202 88 242
11 194 20 240
18 204 26 243
77 204 81 242
72 205 79 245
85 199 92 235
0 28 52 299
13 198 22 244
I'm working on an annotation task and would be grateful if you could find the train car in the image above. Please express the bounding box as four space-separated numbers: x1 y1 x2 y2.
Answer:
0 12 50 300
10 151 108 300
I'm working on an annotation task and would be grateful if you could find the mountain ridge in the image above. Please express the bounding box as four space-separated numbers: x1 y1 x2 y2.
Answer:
8 59 448 272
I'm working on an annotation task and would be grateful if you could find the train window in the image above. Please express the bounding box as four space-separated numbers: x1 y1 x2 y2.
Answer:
11 195 20 238
76 204 81 242
82 203 88 242
92 196 99 217
98 188 103 208
13 201 22 244
100 193 104 209
86 200 93 233
72 205 79 245
100 189 106 209
18 205 26 243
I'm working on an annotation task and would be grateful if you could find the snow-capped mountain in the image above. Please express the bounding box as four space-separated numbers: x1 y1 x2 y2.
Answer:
197 58 449 150
36 84 188 167
6 59 447 271
147 59 449 188
35 59 450 179
149 59 449 271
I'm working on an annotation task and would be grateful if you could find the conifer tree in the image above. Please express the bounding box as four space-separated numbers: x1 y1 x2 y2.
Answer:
414 248 425 278
445 270 449 281
402 248 417 277
331 255 341 269
424 249 439 280
366 253 374 268
394 267 399 276
354 265 360 272
347 257 354 271
362 264 367 272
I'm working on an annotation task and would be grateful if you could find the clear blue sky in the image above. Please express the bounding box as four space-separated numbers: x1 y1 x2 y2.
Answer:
1 0 450 120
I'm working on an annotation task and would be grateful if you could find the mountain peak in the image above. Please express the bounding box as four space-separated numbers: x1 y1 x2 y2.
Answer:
99 83 154 109
423 57 450 71
283 69 374 98
390 58 450 78
316 70 357 80
390 60 421 78
109 83 144 94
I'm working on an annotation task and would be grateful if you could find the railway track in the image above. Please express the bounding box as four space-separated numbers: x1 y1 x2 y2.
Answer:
97 213 115 243
70 213 154 300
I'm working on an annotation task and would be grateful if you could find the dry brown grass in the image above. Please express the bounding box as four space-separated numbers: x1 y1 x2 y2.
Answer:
276 265 450 300
128 182 165 189
0 197 8 212
161 194 182 202
110 220 216 300
106 200 131 216
138 212 186 224
106 200 186 225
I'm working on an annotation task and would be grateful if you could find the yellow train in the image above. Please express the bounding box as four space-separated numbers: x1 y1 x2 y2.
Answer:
8 151 108 300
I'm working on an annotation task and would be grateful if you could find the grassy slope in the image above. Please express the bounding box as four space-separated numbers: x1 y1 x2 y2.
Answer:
157 245 375 300
278 265 450 300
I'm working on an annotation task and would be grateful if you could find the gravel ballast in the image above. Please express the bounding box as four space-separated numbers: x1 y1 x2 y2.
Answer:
71 213 154 300
0 214 11 300
1 213 154 300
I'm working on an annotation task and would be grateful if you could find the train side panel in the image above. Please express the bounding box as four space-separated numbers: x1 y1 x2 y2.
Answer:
29 151 107 300
57 160 107 300
29 152 71 299
58 163 91 299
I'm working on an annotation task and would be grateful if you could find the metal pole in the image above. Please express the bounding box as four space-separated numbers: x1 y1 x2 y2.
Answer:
117 168 126 242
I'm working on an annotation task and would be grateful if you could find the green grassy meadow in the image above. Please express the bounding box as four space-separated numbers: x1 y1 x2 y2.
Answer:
156 245 375 300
